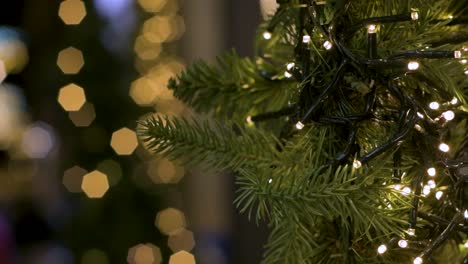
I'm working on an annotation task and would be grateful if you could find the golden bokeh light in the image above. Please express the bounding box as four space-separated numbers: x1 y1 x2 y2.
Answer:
128 243 162 264
129 77 157 106
63 165 87 193
168 229 195 253
110 127 139 155
155 208 186 235
142 16 174 44
148 158 185 184
81 170 109 198
169 251 196 264
81 249 109 264
57 46 84 74
68 102 95 127
0 39 29 73
137 0 167 13
59 0 87 25
134 35 162 61
97 159 122 187
58 83 87 111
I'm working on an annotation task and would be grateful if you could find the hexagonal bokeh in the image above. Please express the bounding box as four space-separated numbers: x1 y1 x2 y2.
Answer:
59 0 87 25
134 35 161 61
168 229 195 253
147 158 185 184
57 46 84 74
110 127 138 155
81 170 109 198
81 249 109 264
129 77 157 106
155 208 186 235
169 251 196 264
127 243 162 264
63 165 87 193
137 0 167 13
58 83 87 111
68 102 95 127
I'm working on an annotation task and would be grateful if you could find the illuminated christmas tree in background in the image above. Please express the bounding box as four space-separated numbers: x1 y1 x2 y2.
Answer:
140 0 468 263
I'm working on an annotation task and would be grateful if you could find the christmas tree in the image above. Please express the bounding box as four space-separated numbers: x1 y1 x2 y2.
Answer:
139 0 468 263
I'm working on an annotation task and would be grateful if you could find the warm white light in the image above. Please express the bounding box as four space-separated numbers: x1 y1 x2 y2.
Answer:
442 111 455 121
394 184 402 191
423 186 431 195
417 112 424 119
451 97 458 105
407 228 416 236
461 59 467 64
449 15 454 19
464 210 468 219
439 143 450 152
284 71 293 78
286 62 295 71
295 121 305 130
323 41 333 50
414 257 423 264
353 160 362 169
465 70 468 75
428 180 436 189
408 61 420 70
368 24 377 34
411 11 419 21
246 116 253 124
398 240 408 248
464 241 468 248
455 50 462 59
268 178 273 184
263 31 272 40
435 191 443 200
302 35 311 43
402 187 411 196
414 124 422 131
429 102 440 110
427 167 436 177
377 244 387 254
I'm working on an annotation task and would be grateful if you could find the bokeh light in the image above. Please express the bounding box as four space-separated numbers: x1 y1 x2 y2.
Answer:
96 159 122 187
58 83 87 111
147 158 185 184
134 35 162 61
155 208 186 235
68 102 96 127
137 0 167 13
129 77 158 106
168 229 195 253
21 122 55 159
110 127 138 155
127 243 162 264
169 251 196 264
0 84 25 149
0 34 29 73
57 46 84 74
81 170 109 198
63 165 87 193
59 0 87 25
81 249 109 264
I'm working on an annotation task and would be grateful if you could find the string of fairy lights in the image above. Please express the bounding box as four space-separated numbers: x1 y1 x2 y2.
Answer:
247 0 468 263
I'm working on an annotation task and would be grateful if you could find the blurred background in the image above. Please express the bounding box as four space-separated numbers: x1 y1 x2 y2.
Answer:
0 0 280 263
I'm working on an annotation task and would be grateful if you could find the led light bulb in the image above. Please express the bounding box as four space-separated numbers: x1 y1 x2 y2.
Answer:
302 35 311 43
295 121 305 130
263 31 272 40
427 180 436 189
417 112 425 119
439 143 450 153
451 97 458 105
377 244 387 254
435 191 443 200
402 187 411 196
427 167 436 177
442 110 455 121
464 210 468 219
423 186 431 195
284 71 292 78
414 257 423 264
398 240 408 248
408 61 420 70
286 62 295 71
407 228 416 236
246 116 253 124
465 70 468 75
429 102 440 110
323 41 333 50
268 178 273 184
411 11 419 21
464 241 468 248
461 59 467 64
394 184 402 191
414 124 422 131
449 15 454 19
353 160 362 169
455 50 462 59
368 24 377 34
